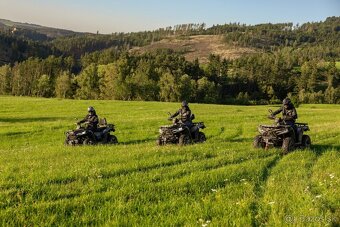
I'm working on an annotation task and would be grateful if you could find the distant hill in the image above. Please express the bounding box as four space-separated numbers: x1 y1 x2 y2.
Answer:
0 18 82 40
0 17 339 104
0 17 339 66
131 35 258 63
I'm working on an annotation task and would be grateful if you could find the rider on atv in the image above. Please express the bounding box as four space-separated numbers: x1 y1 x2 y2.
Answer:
270 98 298 127
77 106 99 131
169 101 194 128
270 98 299 139
157 101 206 145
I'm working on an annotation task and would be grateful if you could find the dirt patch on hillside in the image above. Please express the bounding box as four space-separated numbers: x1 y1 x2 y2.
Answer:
131 35 258 63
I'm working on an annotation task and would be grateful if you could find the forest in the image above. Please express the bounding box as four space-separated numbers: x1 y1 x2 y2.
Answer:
0 16 339 104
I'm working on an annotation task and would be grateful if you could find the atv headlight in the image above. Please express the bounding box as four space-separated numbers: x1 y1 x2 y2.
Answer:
258 127 265 134
76 131 86 136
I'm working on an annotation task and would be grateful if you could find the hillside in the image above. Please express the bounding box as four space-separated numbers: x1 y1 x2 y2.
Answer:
0 18 80 39
0 17 339 104
0 96 339 225
131 35 258 63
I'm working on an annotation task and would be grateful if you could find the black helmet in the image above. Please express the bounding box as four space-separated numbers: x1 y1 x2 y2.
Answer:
181 100 188 107
283 98 291 105
88 106 95 113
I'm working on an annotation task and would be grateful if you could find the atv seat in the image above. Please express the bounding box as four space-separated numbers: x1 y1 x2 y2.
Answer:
191 125 198 132
295 123 308 126
98 118 107 127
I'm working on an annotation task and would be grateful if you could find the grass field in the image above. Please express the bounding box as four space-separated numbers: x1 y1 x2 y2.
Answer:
336 61 340 70
0 96 339 226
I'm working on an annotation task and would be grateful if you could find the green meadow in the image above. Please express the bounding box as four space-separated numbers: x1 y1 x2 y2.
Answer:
0 96 339 226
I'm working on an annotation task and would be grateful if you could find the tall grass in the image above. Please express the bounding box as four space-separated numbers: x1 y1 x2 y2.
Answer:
0 96 339 226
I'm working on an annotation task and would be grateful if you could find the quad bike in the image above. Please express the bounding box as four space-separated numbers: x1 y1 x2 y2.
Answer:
253 109 311 154
65 118 118 145
157 113 206 146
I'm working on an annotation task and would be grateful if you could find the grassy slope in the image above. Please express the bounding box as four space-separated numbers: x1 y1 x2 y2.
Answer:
130 35 258 63
0 18 78 38
0 96 339 226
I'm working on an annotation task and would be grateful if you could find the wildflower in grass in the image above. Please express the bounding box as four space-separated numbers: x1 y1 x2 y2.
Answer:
198 219 211 227
202 220 211 226
268 201 275 205
240 178 246 182
329 173 335 179
304 186 310 192
211 189 217 192
315 195 322 198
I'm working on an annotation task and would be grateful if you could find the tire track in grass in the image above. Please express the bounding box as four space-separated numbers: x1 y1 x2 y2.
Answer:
250 153 281 226
0 152 277 209
2 156 278 215
0 154 217 195
309 150 340 226
40 148 275 186
254 151 320 226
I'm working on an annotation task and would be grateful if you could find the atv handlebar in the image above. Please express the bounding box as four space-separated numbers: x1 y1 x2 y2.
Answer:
76 121 90 125
267 114 275 120
267 109 286 124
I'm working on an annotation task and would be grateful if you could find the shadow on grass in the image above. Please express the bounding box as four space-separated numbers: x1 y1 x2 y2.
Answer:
3 131 31 137
120 138 156 145
229 137 253 142
206 126 225 139
208 136 253 143
47 177 77 185
1 128 46 138
0 117 68 123
311 144 340 156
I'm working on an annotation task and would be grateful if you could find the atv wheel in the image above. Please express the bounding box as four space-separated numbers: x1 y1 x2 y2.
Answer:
65 138 76 145
301 135 311 149
157 137 164 146
83 138 95 145
197 132 206 143
282 136 295 154
253 135 265 149
107 135 118 144
179 134 191 146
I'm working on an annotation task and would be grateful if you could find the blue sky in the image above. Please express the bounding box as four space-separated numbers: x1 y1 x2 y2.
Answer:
1 0 339 33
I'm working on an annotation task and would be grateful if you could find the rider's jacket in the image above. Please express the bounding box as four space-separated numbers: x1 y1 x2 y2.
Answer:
273 104 298 123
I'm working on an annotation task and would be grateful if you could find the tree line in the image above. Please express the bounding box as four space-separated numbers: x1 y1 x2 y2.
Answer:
0 48 338 104
0 17 339 104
